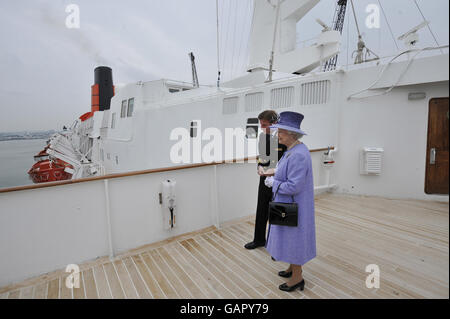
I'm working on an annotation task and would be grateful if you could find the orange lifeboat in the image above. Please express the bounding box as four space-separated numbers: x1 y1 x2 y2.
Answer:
28 149 73 183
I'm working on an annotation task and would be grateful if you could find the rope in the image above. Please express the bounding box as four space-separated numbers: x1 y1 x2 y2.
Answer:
267 0 284 82
222 0 232 81
347 45 449 100
216 0 221 87
346 4 350 70
349 0 361 38
240 0 255 73
235 0 252 77
230 0 239 79
377 0 399 50
413 0 443 53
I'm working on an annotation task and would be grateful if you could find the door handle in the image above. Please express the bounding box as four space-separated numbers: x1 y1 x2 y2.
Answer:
430 148 436 165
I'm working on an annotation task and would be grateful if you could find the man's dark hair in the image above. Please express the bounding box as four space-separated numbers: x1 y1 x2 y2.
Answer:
258 110 279 124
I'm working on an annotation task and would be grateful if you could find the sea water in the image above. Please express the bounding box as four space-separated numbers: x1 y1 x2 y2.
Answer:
0 139 47 188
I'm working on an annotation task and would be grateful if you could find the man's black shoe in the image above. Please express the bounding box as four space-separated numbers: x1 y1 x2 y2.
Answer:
244 241 265 249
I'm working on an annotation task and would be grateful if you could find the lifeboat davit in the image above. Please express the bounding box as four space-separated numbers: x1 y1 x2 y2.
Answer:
28 148 73 183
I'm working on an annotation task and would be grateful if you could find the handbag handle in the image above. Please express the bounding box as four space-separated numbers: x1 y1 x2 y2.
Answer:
272 182 295 202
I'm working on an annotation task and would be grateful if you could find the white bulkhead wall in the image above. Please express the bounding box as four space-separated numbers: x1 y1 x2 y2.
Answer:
248 0 318 69
247 0 341 74
100 83 144 173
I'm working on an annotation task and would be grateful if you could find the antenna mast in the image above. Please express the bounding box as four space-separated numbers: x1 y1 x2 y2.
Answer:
189 52 200 88
323 0 348 71
267 0 283 83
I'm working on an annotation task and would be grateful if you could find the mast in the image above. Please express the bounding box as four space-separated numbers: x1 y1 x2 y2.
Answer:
267 0 283 83
323 0 348 72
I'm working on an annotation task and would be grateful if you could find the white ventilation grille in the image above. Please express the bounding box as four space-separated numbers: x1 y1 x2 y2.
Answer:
360 148 384 175
270 87 294 109
222 97 239 114
245 92 263 112
300 80 330 105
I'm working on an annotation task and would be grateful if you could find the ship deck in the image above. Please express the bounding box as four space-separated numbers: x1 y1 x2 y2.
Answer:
0 193 448 299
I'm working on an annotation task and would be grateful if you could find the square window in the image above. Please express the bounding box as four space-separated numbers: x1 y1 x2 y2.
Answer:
246 118 259 138
190 121 198 138
121 100 127 118
111 113 116 129
127 98 134 117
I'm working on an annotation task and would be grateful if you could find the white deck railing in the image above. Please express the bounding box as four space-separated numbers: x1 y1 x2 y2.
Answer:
0 149 335 287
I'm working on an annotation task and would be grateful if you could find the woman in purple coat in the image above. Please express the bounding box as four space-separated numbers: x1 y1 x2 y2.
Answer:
264 111 316 292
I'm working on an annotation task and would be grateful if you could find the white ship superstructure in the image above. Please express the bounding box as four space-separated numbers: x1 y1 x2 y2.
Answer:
37 1 446 188
0 0 448 298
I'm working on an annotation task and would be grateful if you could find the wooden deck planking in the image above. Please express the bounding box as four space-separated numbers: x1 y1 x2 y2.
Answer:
147 249 192 299
72 272 86 299
122 257 152 298
113 260 139 299
156 246 203 298
103 262 125 299
82 268 98 299
59 274 73 299
141 252 179 298
19 286 33 299
314 215 448 297
92 265 112 299
130 254 164 298
46 278 59 299
191 236 265 299
164 242 221 298
0 193 447 299
32 282 48 299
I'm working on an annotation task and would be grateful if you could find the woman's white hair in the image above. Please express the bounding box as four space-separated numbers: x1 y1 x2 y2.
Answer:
287 131 303 140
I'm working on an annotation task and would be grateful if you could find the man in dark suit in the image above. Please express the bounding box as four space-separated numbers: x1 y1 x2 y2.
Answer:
245 110 287 249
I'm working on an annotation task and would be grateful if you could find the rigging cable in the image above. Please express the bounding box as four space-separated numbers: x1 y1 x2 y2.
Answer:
413 0 443 54
235 0 252 77
230 0 240 79
347 44 449 100
346 2 350 69
222 0 232 82
216 0 221 87
267 0 284 82
240 0 255 73
349 0 379 64
349 0 361 40
377 0 399 51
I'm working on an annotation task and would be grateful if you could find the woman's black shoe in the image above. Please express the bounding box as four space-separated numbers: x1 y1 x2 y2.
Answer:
278 270 292 278
279 279 305 292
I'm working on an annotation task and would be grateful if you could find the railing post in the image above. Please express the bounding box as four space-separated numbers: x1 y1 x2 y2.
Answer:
103 179 114 258
211 165 220 229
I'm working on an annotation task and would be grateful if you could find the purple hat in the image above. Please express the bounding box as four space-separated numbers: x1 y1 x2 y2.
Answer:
270 111 307 135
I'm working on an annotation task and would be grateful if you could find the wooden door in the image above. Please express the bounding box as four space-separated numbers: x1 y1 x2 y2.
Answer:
425 98 449 194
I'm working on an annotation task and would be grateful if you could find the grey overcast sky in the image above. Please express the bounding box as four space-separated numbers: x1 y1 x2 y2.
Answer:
0 0 448 132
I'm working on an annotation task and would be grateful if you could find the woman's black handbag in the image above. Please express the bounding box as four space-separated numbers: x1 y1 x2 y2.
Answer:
268 184 298 227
